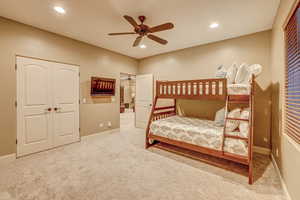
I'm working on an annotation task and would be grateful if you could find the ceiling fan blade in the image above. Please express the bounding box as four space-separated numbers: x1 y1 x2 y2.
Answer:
133 36 143 47
108 32 136 36
124 15 138 28
147 34 168 45
149 23 174 33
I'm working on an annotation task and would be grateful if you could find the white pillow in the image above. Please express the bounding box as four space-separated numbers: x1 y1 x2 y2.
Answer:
239 108 251 137
215 65 227 78
214 107 225 127
226 63 238 84
226 108 241 132
239 122 249 138
248 64 262 76
235 63 251 84
240 108 250 119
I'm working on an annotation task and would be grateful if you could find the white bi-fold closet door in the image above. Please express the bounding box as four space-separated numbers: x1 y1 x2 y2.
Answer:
16 56 80 157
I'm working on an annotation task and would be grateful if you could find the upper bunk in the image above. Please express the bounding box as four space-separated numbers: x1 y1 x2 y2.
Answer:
155 76 255 101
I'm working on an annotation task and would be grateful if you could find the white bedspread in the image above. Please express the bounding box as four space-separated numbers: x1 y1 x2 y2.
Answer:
150 116 248 156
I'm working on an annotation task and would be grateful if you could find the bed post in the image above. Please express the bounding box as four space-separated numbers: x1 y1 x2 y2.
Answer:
248 75 255 184
145 96 158 148
174 99 177 114
145 81 160 149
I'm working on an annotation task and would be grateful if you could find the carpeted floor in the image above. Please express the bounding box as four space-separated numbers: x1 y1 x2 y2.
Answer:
0 112 287 200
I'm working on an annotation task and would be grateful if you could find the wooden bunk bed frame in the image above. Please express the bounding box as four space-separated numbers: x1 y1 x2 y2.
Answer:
145 77 255 184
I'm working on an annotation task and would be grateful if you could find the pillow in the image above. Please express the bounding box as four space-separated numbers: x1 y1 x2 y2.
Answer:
215 65 227 78
239 122 249 138
226 63 238 84
226 108 241 132
239 108 251 137
235 63 251 84
214 107 225 127
240 108 250 120
248 64 262 76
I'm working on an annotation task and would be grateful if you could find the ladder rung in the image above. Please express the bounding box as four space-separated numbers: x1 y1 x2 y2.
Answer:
228 101 249 104
228 95 250 98
226 117 249 122
224 134 248 141
228 95 250 102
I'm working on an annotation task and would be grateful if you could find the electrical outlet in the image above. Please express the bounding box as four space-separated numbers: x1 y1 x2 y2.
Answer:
99 123 103 128
276 148 279 157
107 121 112 127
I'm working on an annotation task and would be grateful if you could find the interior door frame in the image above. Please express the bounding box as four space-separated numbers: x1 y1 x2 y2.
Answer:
119 72 136 126
16 55 80 157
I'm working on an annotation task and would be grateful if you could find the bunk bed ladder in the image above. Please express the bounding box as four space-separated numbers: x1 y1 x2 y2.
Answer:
222 94 253 184
221 95 230 153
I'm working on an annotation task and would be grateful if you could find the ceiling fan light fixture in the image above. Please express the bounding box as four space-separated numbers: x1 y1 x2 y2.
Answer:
140 44 147 49
54 6 66 14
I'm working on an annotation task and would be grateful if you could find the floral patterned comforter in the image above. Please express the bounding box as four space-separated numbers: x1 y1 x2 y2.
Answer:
150 115 248 156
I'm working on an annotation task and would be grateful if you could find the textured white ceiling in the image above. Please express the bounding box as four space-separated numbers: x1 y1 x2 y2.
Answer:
0 0 280 59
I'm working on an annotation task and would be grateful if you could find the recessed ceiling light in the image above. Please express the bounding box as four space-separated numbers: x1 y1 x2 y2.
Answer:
54 6 66 14
210 23 219 29
140 44 147 49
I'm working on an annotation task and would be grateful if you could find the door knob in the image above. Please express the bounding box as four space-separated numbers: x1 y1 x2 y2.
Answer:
45 108 52 112
54 107 62 112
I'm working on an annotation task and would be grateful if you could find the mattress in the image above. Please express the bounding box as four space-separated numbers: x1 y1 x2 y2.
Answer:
227 84 251 95
150 115 248 156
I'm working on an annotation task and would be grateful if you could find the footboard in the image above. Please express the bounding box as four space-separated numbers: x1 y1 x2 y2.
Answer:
145 97 176 148
156 78 227 100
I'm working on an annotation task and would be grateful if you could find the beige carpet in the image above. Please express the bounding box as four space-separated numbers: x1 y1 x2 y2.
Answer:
0 112 287 200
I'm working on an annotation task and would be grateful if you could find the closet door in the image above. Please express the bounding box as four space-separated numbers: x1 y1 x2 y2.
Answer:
52 63 80 147
17 57 53 157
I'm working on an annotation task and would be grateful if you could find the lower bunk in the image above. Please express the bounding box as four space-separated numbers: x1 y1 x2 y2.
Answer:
146 115 253 184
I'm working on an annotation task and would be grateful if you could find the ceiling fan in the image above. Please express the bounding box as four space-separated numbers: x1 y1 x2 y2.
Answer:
108 15 174 47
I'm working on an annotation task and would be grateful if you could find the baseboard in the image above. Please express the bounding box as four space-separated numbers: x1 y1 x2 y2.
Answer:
0 153 16 165
81 128 120 141
253 146 271 155
271 154 292 200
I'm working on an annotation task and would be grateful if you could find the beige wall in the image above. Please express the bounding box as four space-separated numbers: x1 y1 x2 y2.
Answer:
270 0 300 199
121 79 135 104
0 17 138 157
139 31 272 148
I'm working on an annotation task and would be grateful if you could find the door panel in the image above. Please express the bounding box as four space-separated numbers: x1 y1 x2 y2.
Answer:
24 114 48 144
135 74 153 129
17 57 52 157
54 112 75 137
24 65 48 106
52 64 79 147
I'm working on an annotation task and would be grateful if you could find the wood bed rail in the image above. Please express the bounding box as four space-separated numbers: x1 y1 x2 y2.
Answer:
156 78 227 100
149 106 176 123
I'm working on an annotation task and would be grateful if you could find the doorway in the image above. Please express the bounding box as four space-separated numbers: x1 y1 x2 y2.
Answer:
120 73 136 129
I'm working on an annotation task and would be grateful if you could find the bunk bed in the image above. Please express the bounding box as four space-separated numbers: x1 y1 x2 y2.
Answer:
145 76 255 184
